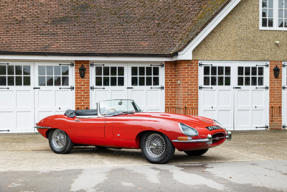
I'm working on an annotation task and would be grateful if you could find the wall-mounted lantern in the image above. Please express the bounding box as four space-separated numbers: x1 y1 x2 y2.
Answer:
273 65 280 78
79 64 86 79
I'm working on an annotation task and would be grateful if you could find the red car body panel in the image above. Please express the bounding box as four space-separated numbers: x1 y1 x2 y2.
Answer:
37 112 228 151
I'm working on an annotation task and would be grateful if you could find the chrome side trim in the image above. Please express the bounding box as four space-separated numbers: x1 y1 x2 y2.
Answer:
34 126 51 129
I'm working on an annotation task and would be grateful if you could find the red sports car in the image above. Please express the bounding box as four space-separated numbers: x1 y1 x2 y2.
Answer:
35 99 231 164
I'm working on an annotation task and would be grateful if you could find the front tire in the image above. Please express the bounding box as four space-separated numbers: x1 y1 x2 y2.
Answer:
48 129 74 154
184 149 209 156
141 132 175 164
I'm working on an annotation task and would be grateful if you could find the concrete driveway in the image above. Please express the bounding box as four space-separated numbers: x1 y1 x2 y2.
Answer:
1 130 287 171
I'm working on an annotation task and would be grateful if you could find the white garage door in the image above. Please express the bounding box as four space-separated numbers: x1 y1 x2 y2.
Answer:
282 62 287 129
0 62 75 133
199 61 269 130
90 63 165 112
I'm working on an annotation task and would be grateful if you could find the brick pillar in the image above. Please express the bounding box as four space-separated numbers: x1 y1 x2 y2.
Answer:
269 61 282 130
165 61 177 109
75 60 90 110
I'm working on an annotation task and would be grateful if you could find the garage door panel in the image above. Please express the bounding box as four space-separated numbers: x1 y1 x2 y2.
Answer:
16 90 32 107
218 90 231 106
252 110 264 125
203 90 216 106
38 111 54 122
0 91 14 108
0 112 14 129
237 90 250 106
130 90 145 106
236 110 250 126
146 90 160 106
252 90 264 106
55 90 71 107
218 110 232 127
203 110 216 120
16 111 32 129
38 90 53 107
111 90 126 99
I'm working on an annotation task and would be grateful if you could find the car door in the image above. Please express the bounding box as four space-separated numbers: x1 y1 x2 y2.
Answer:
74 117 106 138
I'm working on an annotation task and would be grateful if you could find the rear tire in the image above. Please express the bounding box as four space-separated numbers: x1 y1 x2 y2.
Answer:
141 132 175 164
184 149 209 156
48 129 74 154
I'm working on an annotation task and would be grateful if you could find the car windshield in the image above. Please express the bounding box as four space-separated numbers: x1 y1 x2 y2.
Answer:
99 99 142 116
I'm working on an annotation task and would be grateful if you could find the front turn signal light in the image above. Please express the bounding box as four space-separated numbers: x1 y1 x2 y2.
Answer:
177 136 189 141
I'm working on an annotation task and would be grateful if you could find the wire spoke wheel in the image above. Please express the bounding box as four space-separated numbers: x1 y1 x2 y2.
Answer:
146 133 166 158
52 129 67 150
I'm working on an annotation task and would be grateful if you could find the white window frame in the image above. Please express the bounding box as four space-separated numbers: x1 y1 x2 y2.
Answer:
259 0 287 30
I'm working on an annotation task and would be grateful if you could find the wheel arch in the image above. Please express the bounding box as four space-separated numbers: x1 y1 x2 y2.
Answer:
135 130 174 149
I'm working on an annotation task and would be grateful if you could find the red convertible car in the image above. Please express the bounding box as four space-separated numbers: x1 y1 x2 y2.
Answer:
35 99 231 164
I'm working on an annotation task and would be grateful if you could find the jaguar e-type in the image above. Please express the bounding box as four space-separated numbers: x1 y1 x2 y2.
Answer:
35 99 231 164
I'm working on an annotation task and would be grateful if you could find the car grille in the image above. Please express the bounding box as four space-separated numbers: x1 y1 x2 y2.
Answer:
212 133 225 144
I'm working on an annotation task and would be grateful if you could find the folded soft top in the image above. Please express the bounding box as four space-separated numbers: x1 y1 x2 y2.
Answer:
64 109 97 118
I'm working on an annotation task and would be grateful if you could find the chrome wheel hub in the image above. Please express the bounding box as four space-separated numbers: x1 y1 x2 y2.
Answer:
146 134 166 158
52 129 67 149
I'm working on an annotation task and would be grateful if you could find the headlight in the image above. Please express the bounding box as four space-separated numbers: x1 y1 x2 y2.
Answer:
178 123 198 137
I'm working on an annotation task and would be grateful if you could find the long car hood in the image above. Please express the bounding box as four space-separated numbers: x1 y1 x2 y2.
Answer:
131 112 220 130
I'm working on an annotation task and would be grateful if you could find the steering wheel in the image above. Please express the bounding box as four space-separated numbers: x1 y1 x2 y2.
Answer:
103 108 117 115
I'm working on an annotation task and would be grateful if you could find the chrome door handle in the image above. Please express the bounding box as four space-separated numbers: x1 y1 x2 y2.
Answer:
0 87 9 89
233 87 241 89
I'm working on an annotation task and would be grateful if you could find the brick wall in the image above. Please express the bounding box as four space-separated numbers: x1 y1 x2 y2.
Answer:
75 60 90 110
269 61 282 130
165 60 198 115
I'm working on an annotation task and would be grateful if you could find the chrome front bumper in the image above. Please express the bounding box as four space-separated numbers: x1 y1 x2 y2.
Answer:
172 131 232 143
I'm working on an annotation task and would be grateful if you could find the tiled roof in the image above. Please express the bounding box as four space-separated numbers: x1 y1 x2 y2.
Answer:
0 0 230 56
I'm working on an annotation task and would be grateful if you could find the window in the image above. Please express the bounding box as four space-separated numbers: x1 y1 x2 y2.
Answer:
95 66 124 86
203 66 231 86
38 66 69 86
0 65 31 86
237 66 264 86
131 66 159 86
260 0 287 30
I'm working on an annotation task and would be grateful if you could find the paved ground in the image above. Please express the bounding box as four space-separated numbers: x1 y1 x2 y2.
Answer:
1 130 287 191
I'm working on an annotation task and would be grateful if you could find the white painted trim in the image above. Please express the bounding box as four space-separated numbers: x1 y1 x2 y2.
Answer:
175 0 241 60
0 55 173 62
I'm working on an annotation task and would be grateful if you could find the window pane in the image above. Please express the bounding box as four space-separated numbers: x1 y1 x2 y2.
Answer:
279 9 284 18
62 66 69 75
225 67 230 75
262 9 267 17
279 0 283 8
211 77 216 85
22 66 30 75
132 67 137 76
252 67 257 75
258 77 264 85
132 77 137 86
258 67 264 75
245 67 250 76
262 18 267 27
39 77 45 86
139 67 145 76
24 77 30 86
211 67 217 75
225 77 230 86
262 0 267 8
139 77 145 86
62 77 69 86
54 76 61 86
146 67 152 75
285 0 287 8
252 77 257 86
285 20 287 27
268 18 273 27
218 67 224 75
118 77 124 86
245 77 250 85
268 9 273 17
238 67 243 75
0 76 6 85
153 77 159 86
16 76 22 86
218 77 224 86
146 77 152 86
204 66 210 75
47 76 53 86
47 66 53 75
111 67 117 76
118 67 124 76
0 66 6 75
279 19 284 27
111 77 116 86
15 66 22 75
96 67 102 75
103 67 109 76
285 10 287 18
103 77 109 86
8 66 14 75
54 66 61 75
238 77 243 86
153 67 159 75
8 77 14 86
204 77 210 85
96 77 102 86
39 66 45 75
268 0 273 8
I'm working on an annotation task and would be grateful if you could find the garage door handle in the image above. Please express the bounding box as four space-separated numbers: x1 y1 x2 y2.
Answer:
59 86 74 91
90 86 105 91
233 87 241 89
0 87 9 89
150 86 164 90
283 86 287 90
33 87 40 89
199 86 212 90
256 86 268 90
127 87 133 89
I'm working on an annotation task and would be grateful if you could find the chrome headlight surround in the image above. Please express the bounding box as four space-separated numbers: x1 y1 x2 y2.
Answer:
178 123 199 137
